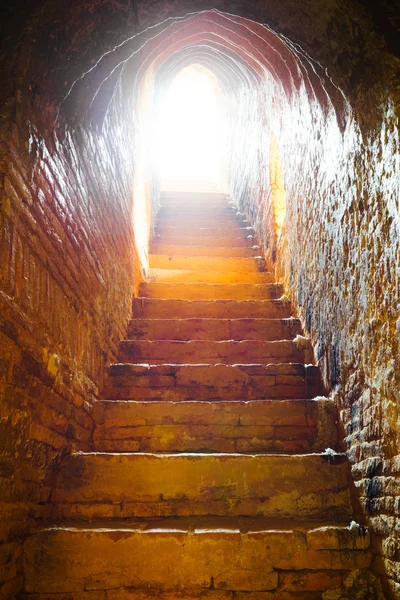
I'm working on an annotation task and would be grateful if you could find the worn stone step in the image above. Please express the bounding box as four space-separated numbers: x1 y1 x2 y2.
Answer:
151 244 259 257
23 518 371 595
160 202 231 212
104 363 321 401
156 207 244 223
160 190 227 203
148 269 272 284
51 452 351 521
138 283 283 301
160 194 228 203
149 255 266 273
157 206 238 219
93 398 338 453
158 209 238 218
155 226 255 239
156 219 249 233
153 234 254 247
118 339 312 365
127 317 302 341
132 298 292 319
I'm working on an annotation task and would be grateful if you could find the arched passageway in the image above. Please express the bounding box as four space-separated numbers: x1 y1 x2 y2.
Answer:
155 64 227 191
0 3 399 599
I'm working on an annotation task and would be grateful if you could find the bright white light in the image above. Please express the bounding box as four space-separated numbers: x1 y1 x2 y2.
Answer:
156 65 227 190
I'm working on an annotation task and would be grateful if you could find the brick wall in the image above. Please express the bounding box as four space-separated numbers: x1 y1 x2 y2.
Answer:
0 97 145 599
227 35 400 600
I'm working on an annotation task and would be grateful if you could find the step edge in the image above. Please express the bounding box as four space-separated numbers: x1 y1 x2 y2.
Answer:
95 396 333 405
68 450 347 459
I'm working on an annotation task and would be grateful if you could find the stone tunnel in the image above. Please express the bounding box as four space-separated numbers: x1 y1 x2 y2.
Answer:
0 1 399 598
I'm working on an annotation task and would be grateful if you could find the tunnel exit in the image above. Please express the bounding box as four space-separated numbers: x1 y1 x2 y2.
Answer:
155 65 228 192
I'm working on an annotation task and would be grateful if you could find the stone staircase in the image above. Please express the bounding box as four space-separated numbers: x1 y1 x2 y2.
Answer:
22 191 371 599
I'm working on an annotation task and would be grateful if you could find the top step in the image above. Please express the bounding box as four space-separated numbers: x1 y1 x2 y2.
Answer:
160 191 229 205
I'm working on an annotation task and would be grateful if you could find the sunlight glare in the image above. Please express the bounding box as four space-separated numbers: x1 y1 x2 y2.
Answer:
157 66 226 190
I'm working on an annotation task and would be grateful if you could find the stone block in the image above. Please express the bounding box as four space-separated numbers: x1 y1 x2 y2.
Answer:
23 524 372 595
52 452 351 519
279 570 344 591
138 282 283 301
131 298 292 320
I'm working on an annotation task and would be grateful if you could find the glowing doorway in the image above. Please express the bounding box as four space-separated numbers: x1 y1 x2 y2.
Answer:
156 65 227 192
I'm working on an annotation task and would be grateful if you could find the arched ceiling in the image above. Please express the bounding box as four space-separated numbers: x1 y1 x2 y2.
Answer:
58 10 341 129
4 1 397 132
155 46 256 92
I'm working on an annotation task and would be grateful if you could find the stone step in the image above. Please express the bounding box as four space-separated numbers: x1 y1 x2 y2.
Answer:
157 206 239 219
127 317 302 341
104 363 322 401
159 193 229 203
118 339 312 365
153 234 254 247
148 269 272 284
155 226 255 238
156 217 249 229
23 518 371 596
160 190 227 203
150 244 259 257
149 255 266 273
51 452 352 520
93 398 338 453
132 298 292 319
160 202 231 211
138 283 283 301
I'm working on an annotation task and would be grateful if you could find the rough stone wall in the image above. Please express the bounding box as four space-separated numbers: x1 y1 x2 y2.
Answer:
0 14 143 599
0 119 141 598
283 101 400 600
226 24 400 600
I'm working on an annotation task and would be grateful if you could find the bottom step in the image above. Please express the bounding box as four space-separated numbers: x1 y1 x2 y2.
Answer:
23 518 371 596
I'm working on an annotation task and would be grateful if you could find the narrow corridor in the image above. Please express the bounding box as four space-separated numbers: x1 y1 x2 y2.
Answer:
23 191 371 597
1 3 398 598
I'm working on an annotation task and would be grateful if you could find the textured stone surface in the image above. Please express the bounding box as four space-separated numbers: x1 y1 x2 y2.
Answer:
93 398 338 453
132 298 292 319
104 362 321 401
127 317 302 341
51 452 351 520
0 95 142 598
149 269 272 284
227 35 399 600
139 282 283 301
118 339 311 365
23 523 371 595
149 255 267 273
154 227 256 240
152 234 254 247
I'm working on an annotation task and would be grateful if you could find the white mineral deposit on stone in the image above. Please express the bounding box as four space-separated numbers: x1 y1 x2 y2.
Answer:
347 520 361 532
294 334 310 346
323 448 338 456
